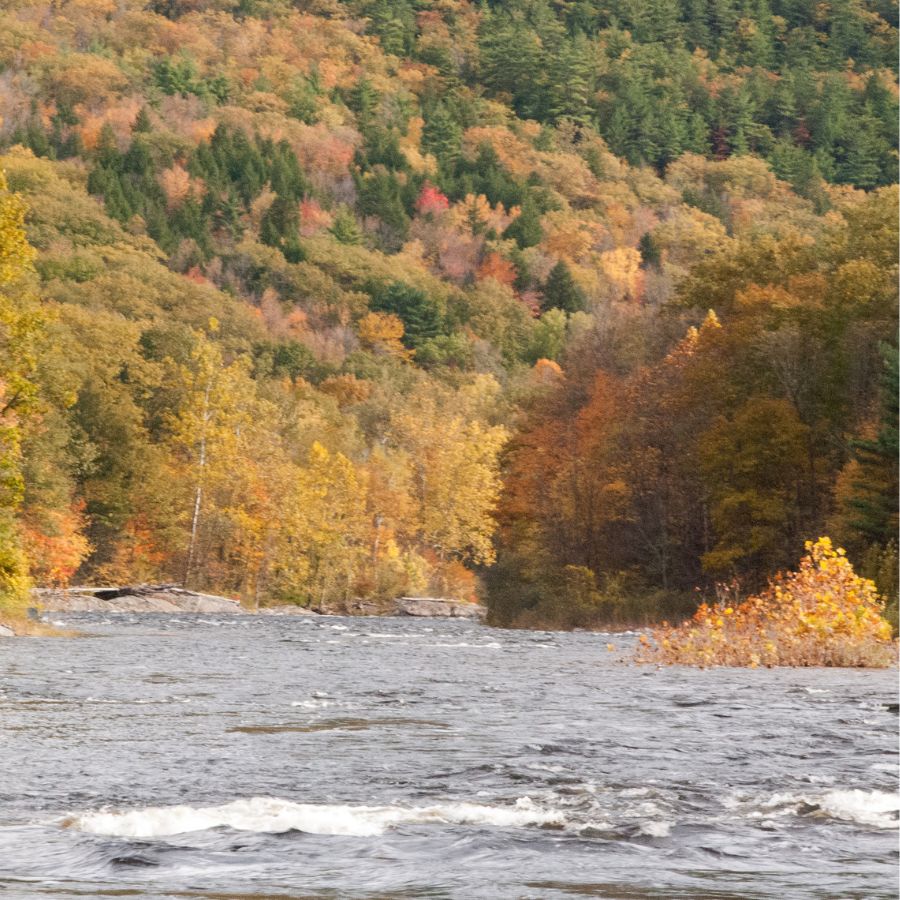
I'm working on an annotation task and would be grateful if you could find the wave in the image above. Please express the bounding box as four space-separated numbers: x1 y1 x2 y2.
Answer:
817 789 900 828
727 788 899 829
63 796 565 839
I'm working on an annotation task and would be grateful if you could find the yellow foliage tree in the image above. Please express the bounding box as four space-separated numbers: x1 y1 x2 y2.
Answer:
273 442 370 608
391 387 508 573
0 171 43 618
642 538 895 668
357 311 412 359
166 328 260 589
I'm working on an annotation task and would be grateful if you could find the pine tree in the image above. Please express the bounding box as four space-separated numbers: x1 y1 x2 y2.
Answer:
546 35 593 125
329 209 364 245
371 283 442 349
132 106 153 134
503 196 543 249
836 111 888 188
422 103 462 169
643 0 681 43
348 77 379 129
638 232 661 269
846 345 899 545
541 260 584 313
95 123 122 171
122 138 154 178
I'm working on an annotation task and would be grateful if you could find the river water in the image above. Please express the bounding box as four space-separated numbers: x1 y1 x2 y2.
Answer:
0 614 897 899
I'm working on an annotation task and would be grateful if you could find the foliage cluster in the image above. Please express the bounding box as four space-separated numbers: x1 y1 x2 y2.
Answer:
639 538 896 667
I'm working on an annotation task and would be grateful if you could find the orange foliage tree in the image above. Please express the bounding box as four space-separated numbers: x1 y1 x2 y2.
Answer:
22 503 92 587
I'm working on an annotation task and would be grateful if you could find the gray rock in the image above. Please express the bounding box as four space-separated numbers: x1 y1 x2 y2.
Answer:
257 605 319 616
33 585 242 614
394 597 486 619
0 623 15 637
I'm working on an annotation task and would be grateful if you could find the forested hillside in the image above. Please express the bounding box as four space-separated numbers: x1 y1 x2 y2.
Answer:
0 0 896 623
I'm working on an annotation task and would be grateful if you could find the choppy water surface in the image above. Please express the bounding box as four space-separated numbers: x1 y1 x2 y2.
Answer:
0 614 897 899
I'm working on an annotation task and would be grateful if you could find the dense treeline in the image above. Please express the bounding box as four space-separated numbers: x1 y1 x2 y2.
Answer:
0 0 895 624
354 0 898 189
489 187 898 626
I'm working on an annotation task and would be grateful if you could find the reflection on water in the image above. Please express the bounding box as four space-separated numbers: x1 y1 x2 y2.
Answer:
0 613 897 899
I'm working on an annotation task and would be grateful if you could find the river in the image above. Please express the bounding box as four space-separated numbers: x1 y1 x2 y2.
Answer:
0 613 897 899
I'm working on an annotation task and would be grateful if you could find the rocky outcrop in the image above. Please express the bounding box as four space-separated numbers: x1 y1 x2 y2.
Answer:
0 623 15 637
34 584 243 614
256 605 320 616
394 597 486 619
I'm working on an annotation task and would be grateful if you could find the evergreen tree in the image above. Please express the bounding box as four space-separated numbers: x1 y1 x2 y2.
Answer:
348 77 379 129
541 260 584 314
422 103 462 168
95 123 122 171
371 282 442 348
545 35 593 125
133 106 153 134
503 196 543 248
122 138 154 178
638 232 662 269
846 345 899 545
330 209 364 245
836 111 889 188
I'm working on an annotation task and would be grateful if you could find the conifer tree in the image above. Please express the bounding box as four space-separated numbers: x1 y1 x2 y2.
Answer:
844 345 899 546
372 283 442 348
541 260 584 314
330 209 363 245
503 196 543 249
422 104 462 168
132 106 153 134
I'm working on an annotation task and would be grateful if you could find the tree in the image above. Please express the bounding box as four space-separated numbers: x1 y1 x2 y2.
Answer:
273 443 370 608
371 282 443 349
132 106 152 134
390 385 508 569
838 345 899 548
357 312 413 360
329 209 364 245
422 104 462 168
541 260 584 314
166 328 258 588
503 196 542 249
699 398 811 577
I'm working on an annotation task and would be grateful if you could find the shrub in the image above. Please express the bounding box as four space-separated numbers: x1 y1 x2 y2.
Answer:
639 538 896 668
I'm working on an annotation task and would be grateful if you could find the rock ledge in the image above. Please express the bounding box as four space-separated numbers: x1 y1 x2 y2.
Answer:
394 597 486 619
34 584 242 614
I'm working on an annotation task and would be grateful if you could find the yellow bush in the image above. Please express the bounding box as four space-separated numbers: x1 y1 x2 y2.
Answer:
639 538 896 668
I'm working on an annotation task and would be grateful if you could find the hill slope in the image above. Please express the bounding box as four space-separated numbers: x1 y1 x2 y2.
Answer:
0 0 896 622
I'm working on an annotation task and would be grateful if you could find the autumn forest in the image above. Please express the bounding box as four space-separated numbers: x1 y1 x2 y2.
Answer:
0 0 897 629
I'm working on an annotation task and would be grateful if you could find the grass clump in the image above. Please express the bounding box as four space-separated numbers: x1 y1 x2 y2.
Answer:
639 537 897 668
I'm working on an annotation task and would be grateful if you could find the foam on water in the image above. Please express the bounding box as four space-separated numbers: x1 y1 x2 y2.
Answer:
817 789 900 828
726 788 900 829
64 796 565 838
638 820 672 837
